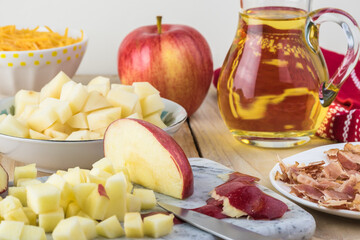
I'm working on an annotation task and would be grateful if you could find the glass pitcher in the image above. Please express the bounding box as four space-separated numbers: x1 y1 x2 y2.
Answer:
217 0 360 148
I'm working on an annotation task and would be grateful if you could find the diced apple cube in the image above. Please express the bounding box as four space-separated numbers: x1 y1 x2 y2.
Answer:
8 187 27 206
126 112 142 119
89 131 102 140
17 178 41 187
40 98 73 124
126 193 141 213
20 225 46 240
92 157 114 174
104 173 127 221
46 130 69 140
111 83 134 92
14 164 37 186
87 76 110 96
144 213 174 238
3 207 29 224
16 105 38 126
82 91 111 113
46 173 74 208
40 71 71 101
130 101 143 118
60 82 89 114
66 130 92 141
0 220 24 240
67 112 88 129
83 184 110 220
52 217 87 240
15 90 40 116
133 188 157 210
89 168 112 186
29 129 51 140
66 202 81 218
124 212 144 238
75 216 98 240
92 127 107 137
132 82 160 99
96 215 124 238
73 183 97 209
87 107 121 131
27 107 57 132
140 93 165 117
23 207 37 226
39 208 64 233
0 196 23 216
0 115 29 138
26 183 60 214
107 88 139 117
62 167 82 186
144 112 167 129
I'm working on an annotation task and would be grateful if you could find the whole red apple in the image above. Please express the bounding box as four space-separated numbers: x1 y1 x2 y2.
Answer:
118 16 213 117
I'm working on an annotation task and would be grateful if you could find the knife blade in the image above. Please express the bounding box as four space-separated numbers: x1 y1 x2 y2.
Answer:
158 202 278 240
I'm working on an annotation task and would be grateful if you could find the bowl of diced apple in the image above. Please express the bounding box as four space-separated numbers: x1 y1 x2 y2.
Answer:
0 72 187 172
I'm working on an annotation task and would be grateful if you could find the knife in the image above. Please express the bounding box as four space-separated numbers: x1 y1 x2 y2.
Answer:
158 202 278 240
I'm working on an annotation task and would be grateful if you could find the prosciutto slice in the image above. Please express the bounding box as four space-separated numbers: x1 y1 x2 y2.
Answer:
193 172 288 220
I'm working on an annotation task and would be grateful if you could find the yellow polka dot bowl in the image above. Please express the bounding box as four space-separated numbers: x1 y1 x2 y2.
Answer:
0 26 88 97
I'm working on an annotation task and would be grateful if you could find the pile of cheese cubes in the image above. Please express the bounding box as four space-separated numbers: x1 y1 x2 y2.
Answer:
0 158 174 239
0 71 167 140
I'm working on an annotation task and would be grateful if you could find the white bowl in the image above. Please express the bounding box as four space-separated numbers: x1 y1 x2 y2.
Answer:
0 97 187 172
0 26 88 97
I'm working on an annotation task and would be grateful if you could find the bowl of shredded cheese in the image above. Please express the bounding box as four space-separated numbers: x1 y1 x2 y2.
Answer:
0 25 88 97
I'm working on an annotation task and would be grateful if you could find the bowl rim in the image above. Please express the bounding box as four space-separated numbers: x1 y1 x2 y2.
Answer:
0 26 88 54
0 97 187 144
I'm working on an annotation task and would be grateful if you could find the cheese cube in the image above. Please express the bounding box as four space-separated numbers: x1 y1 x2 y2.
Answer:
39 208 64 233
133 188 157 210
20 225 46 240
124 212 144 238
144 213 174 238
26 183 60 214
96 215 124 238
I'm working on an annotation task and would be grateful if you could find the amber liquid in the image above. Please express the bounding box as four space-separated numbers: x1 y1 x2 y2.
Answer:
217 7 329 142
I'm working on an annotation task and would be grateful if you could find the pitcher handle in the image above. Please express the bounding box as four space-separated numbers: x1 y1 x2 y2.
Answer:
305 8 360 107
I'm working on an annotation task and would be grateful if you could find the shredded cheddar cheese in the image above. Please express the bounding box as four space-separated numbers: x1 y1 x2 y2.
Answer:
0 25 83 51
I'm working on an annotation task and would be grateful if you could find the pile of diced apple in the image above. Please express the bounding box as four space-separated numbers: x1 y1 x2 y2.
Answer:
0 71 167 140
0 160 174 239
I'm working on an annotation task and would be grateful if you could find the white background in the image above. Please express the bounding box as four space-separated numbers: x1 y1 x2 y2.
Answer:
1 0 359 75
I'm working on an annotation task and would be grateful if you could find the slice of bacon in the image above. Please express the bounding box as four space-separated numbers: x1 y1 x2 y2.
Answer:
290 184 324 202
337 150 360 171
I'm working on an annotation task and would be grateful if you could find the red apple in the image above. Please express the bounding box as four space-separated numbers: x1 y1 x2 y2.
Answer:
104 118 194 199
118 16 213 117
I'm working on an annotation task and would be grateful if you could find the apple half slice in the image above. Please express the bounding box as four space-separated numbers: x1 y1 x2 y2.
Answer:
104 118 193 199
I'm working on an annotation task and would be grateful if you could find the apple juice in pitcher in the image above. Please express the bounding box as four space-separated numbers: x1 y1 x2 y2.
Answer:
218 7 329 147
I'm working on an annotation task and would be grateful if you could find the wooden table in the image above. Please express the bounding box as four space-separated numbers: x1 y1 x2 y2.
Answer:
1 75 359 240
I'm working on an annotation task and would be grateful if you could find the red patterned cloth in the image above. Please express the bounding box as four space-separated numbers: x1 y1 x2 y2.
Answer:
316 48 360 142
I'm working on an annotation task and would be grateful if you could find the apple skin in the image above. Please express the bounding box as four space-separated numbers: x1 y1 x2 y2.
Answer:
104 118 194 199
118 20 213 117
0 163 8 194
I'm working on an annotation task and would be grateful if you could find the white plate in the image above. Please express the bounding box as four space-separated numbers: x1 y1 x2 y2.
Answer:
269 142 360 219
27 158 315 240
0 97 187 171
